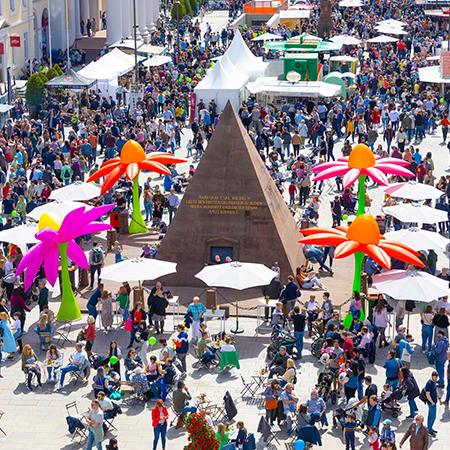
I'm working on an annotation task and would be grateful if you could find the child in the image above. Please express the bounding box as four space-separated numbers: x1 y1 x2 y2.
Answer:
343 412 360 450
380 419 395 444
0 338 3 378
368 425 380 450
114 241 123 263
288 180 297 206
186 139 194 158
271 302 284 329
141 243 152 258
382 384 398 410
11 311 22 352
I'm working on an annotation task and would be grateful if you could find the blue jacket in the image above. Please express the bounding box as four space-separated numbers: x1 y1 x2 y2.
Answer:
435 336 449 362
280 282 300 303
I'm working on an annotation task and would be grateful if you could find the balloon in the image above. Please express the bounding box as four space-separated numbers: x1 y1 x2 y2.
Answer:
110 356 118 365
11 211 17 217
197 68 202 73
196 74 201 78
178 75 183 82
149 336 157 346
295 440 305 450
211 62 215 68
343 214 348 220
186 77 192 82
440 98 444 103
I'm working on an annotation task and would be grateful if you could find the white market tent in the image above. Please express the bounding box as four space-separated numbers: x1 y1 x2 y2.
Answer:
367 35 399 43
418 65 450 84
252 32 284 41
79 48 135 97
194 57 249 112
223 32 268 81
330 35 362 45
247 77 342 97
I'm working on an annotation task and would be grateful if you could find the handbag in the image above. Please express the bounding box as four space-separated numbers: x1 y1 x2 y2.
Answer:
118 307 125 316
397 359 404 380
401 347 412 363
427 350 436 365
124 318 133 332
265 398 277 410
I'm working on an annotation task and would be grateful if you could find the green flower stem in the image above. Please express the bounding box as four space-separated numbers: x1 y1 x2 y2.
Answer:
357 174 366 217
55 242 82 322
129 174 147 234
353 251 364 294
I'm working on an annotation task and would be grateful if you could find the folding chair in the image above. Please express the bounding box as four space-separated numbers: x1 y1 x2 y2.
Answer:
65 401 88 442
267 423 281 446
54 320 72 347
0 411 6 436
68 359 90 385
104 402 121 433
240 375 258 398
170 404 186 427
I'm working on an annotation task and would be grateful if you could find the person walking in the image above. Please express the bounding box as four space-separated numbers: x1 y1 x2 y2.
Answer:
401 367 420 420
425 371 441 437
86 399 104 450
435 330 449 387
399 414 429 450
152 399 169 450
89 242 104 288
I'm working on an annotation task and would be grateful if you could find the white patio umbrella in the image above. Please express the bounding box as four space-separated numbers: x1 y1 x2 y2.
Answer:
339 0 362 7
383 203 448 224
0 223 39 244
384 228 449 251
100 258 177 303
384 182 444 201
330 35 362 45
375 25 407 35
377 19 407 28
372 270 450 302
367 35 399 43
28 200 95 222
195 261 278 333
252 33 283 41
49 181 102 201
142 55 172 67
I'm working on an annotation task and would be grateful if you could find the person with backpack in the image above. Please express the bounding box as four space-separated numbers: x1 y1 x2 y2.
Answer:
401 367 420 420
434 330 449 387
89 242 104 289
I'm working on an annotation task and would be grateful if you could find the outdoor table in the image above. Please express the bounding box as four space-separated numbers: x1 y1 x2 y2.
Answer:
256 299 277 336
204 309 226 334
193 395 212 408
251 369 268 391
168 296 180 330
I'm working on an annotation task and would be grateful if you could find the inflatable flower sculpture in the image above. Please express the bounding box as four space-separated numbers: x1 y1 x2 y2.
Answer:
300 214 424 292
313 144 414 215
16 205 114 321
87 140 186 233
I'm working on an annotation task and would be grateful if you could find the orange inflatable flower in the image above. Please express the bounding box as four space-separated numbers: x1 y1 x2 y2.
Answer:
299 214 424 270
87 140 186 194
312 144 414 188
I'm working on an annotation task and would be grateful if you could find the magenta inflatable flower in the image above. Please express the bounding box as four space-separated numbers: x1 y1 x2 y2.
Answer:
16 205 113 290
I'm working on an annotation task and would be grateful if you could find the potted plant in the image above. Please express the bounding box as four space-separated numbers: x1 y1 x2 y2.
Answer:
265 295 270 305
211 306 216 315
25 73 47 119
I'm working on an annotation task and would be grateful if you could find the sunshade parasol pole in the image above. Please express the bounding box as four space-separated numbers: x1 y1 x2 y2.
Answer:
231 289 244 334
139 280 143 303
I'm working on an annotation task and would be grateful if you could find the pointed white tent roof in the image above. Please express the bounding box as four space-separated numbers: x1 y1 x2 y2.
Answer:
195 57 248 90
79 48 134 80
224 32 268 78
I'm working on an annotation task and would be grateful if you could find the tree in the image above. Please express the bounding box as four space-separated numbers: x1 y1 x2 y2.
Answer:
171 1 186 19
189 0 197 11
53 64 64 76
183 0 192 15
45 67 58 81
184 413 220 450
25 73 47 106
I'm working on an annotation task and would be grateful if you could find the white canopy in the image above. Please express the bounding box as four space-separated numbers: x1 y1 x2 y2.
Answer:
418 65 450 84
194 57 248 112
143 55 172 67
377 19 407 27
79 48 134 79
367 35 399 43
224 32 268 81
330 35 362 45
252 32 283 41
246 77 342 97
375 25 407 35
279 9 311 18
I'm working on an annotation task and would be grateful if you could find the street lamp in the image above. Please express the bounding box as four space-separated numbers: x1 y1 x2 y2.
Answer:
175 1 181 64
133 0 138 82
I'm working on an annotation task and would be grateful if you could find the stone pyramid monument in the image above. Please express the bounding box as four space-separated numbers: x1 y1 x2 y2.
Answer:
157 101 305 286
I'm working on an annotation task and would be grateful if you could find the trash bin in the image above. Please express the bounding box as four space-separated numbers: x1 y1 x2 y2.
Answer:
110 211 120 231
300 219 310 230
119 211 129 235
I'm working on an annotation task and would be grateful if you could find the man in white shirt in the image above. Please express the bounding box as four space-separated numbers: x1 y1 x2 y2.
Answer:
199 408 214 430
97 391 113 419
57 343 87 389
86 399 104 450
389 108 399 131
5 255 15 276
435 296 450 314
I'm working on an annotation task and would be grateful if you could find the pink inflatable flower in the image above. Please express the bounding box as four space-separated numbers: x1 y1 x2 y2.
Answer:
313 144 414 188
16 205 113 290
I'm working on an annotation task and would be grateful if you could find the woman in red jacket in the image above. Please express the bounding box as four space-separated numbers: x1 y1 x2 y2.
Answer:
84 315 96 360
152 399 169 450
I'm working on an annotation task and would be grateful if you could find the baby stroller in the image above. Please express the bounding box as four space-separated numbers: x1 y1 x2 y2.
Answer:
333 397 363 429
316 369 337 405
267 325 299 360
380 386 404 418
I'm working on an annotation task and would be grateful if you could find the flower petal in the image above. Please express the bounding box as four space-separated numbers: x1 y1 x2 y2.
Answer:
300 227 347 236
335 240 360 258
313 166 350 182
126 163 140 180
102 164 127 193
35 228 61 244
376 163 415 177
67 240 89 269
68 204 114 240
365 244 391 269
342 168 362 188
44 246 59 286
376 158 410 167
312 161 348 172
138 161 172 175
101 158 121 166
17 243 51 290
86 161 121 183
58 207 86 242
364 167 389 186
79 223 114 235
378 242 425 267
299 234 348 245
146 154 187 165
